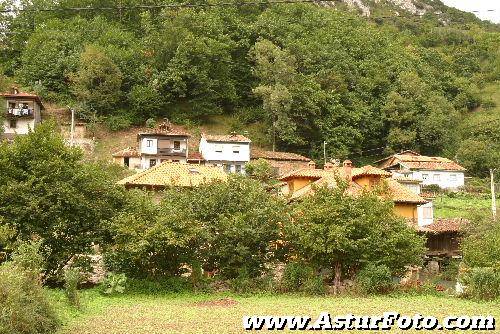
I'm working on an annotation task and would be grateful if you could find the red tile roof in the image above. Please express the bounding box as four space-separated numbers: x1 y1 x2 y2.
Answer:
418 218 468 234
202 133 251 143
251 149 311 162
351 165 392 179
0 91 44 108
187 151 204 161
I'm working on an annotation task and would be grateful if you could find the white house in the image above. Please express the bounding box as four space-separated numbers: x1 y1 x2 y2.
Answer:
1 88 43 140
199 133 251 174
374 150 466 190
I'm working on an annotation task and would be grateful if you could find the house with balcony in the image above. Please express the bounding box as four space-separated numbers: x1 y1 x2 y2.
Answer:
136 122 190 169
1 88 44 140
199 133 251 174
373 150 466 190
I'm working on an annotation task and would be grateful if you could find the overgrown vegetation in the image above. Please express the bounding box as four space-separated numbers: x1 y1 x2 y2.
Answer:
0 0 498 172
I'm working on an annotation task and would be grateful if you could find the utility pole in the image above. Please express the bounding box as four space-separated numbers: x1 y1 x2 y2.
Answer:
70 108 75 147
491 168 497 220
323 141 327 164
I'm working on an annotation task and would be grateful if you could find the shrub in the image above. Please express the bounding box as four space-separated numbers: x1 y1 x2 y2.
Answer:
145 118 156 128
105 114 132 131
302 275 326 295
462 267 500 300
126 277 193 294
101 272 127 295
440 259 460 281
355 263 393 294
0 256 58 334
64 267 81 307
280 262 313 292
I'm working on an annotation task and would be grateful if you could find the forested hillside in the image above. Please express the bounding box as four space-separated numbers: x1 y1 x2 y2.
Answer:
0 0 498 174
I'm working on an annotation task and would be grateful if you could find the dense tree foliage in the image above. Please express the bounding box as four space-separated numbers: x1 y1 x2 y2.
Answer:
0 123 126 280
0 0 498 171
107 176 288 279
286 182 426 288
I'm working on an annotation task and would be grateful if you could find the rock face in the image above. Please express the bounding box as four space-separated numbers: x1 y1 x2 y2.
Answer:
338 0 430 17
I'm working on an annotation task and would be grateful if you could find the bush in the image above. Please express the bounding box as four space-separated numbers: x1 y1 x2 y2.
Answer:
105 114 132 131
126 277 193 294
145 118 156 128
101 272 127 295
0 257 58 334
280 262 313 292
302 275 326 295
355 263 393 294
462 267 500 300
64 267 81 307
440 259 460 281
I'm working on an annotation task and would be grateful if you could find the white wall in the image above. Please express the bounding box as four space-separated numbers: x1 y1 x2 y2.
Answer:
199 138 250 163
417 201 434 227
140 138 158 155
411 170 465 189
3 118 36 135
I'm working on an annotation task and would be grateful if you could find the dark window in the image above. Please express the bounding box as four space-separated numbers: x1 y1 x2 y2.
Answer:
124 157 130 167
235 164 242 173
174 141 181 150
146 140 153 147
9 119 16 128
233 146 240 154
225 164 232 173
172 159 180 163
149 159 157 167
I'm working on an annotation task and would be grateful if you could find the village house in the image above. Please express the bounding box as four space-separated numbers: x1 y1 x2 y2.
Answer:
117 161 227 190
112 122 191 170
1 87 43 140
280 160 433 227
199 133 251 174
250 149 311 176
373 150 466 190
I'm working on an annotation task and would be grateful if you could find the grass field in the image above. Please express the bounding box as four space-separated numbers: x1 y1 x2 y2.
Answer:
433 195 495 218
51 290 499 333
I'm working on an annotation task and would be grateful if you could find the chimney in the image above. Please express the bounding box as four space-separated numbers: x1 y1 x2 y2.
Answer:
308 160 316 169
324 162 334 170
230 131 237 137
343 160 353 181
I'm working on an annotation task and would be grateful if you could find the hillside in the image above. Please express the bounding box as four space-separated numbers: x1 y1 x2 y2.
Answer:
1 0 499 174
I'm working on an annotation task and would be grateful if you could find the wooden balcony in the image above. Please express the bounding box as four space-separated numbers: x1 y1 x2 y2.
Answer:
157 148 187 156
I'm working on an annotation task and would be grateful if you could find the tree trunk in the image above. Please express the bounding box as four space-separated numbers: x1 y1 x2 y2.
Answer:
333 261 341 293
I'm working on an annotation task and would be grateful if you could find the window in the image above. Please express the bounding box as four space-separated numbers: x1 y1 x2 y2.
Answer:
215 145 223 153
9 119 16 128
433 174 441 181
450 174 457 181
235 164 242 173
422 174 429 180
174 141 181 150
172 159 180 163
224 164 231 173
149 159 157 168
146 140 153 148
423 207 433 219
124 157 130 167
233 146 240 154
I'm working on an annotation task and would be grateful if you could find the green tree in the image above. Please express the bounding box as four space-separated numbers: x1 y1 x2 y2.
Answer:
0 122 126 280
462 212 500 268
71 45 123 114
286 181 425 289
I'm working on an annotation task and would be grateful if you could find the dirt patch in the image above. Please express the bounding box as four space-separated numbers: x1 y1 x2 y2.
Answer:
194 297 239 307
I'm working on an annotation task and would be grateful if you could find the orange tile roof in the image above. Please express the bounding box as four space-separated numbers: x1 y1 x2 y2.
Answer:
385 179 428 204
251 149 311 162
351 165 392 179
418 218 468 234
117 162 227 188
202 133 251 143
375 152 465 171
112 147 140 158
283 166 427 204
